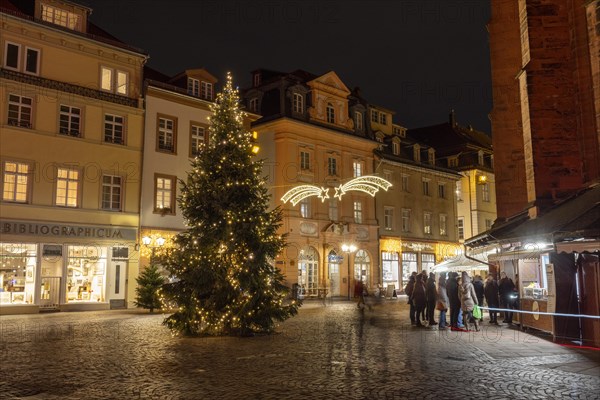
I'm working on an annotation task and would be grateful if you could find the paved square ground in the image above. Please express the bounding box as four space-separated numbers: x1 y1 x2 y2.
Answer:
1 300 599 399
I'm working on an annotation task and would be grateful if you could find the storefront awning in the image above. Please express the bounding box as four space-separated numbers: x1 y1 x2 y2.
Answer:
555 240 600 254
488 249 546 262
432 254 488 273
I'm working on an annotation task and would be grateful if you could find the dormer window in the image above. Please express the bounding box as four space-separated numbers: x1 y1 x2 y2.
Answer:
249 98 258 112
355 111 363 130
201 82 213 100
375 133 384 143
187 78 200 96
326 103 335 124
490 154 494 168
478 150 484 166
41 4 80 30
392 140 400 155
253 73 261 87
428 149 435 165
448 156 459 168
413 144 421 162
293 93 304 114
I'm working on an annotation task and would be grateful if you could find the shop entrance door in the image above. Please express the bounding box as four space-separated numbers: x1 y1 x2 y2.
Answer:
40 277 60 310
107 261 127 308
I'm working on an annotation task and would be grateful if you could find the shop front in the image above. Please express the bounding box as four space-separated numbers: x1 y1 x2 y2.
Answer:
0 220 138 314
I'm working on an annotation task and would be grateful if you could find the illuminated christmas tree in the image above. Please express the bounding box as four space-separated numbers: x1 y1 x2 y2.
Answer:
162 73 299 336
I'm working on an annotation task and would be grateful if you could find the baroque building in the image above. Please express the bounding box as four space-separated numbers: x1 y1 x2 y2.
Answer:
0 0 147 313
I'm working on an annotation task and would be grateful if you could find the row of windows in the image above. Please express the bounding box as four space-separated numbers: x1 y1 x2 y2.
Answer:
299 151 365 178
187 78 213 100
155 114 209 157
456 217 493 240
299 197 364 224
455 180 491 202
7 94 125 143
1 162 122 211
384 207 449 236
4 42 129 95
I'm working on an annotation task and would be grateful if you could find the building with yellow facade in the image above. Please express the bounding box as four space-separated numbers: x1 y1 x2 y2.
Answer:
0 0 147 313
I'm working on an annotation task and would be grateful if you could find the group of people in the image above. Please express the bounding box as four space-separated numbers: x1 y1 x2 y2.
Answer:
405 270 518 331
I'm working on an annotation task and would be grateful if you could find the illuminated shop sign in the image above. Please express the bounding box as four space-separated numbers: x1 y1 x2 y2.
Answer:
0 220 137 240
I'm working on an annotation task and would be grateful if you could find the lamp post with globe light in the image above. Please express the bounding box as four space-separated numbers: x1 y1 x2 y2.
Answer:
341 244 357 300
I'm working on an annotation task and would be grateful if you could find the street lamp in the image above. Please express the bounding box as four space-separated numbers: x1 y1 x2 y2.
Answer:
342 244 357 300
141 235 166 264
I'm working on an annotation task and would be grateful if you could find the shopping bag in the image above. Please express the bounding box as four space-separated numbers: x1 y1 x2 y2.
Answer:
473 304 482 320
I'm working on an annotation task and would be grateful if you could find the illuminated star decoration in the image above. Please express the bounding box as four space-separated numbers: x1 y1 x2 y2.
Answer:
335 175 392 199
281 185 330 206
281 176 392 205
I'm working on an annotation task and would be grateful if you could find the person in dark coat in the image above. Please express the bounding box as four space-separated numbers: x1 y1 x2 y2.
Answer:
498 271 516 323
447 272 461 328
412 274 427 327
484 274 500 324
426 272 437 325
404 275 416 325
420 270 428 322
473 275 485 308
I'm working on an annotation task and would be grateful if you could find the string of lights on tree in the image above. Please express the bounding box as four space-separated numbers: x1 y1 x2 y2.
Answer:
159 72 299 336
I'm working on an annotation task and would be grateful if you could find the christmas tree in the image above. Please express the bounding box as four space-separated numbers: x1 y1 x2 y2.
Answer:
134 264 165 313
161 73 299 336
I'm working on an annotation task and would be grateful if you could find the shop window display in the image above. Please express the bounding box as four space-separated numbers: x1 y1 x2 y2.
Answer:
0 243 37 304
520 255 549 300
67 246 106 302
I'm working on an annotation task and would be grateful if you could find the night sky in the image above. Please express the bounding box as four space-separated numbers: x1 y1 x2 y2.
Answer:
82 0 492 132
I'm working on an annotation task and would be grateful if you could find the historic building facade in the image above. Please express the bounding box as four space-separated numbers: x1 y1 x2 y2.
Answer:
0 0 147 313
245 70 381 298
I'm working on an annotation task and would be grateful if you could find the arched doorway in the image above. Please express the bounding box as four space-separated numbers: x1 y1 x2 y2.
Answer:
298 247 319 297
354 250 370 287
327 250 341 296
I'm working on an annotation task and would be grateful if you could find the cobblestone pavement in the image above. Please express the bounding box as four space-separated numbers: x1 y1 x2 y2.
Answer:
1 300 599 400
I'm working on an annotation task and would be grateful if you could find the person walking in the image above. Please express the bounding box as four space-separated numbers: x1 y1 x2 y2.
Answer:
405 275 416 325
420 270 428 323
484 274 500 324
412 274 427 327
459 272 480 331
498 271 516 323
356 280 366 309
426 272 437 326
437 272 449 329
473 275 485 308
447 272 460 328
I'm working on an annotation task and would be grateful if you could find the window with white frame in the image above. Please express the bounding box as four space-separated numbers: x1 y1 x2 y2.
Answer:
353 160 363 177
383 170 392 184
190 124 206 157
59 105 81 136
355 111 363 130
481 182 490 202
456 180 463 201
402 208 411 232
56 168 79 207
201 81 213 100
300 150 310 171
428 149 435 164
371 109 379 122
41 4 80 30
101 66 128 95
293 93 304 113
327 156 337 176
413 144 421 161
392 140 400 155
4 42 40 75
249 98 258 112
2 161 30 203
422 178 430 196
424 212 432 234
187 78 200 96
104 114 124 144
438 183 446 199
458 218 465 240
102 175 122 211
384 207 394 230
7 94 33 128
157 116 176 153
353 201 363 224
155 175 175 213
379 113 387 125
439 214 447 236
329 198 338 221
300 198 311 219
402 174 409 192
448 156 459 167
326 103 335 123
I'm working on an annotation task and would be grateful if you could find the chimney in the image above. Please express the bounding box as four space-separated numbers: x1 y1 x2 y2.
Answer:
449 109 456 126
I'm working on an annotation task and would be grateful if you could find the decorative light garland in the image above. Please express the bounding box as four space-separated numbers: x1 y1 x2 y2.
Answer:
280 175 392 205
